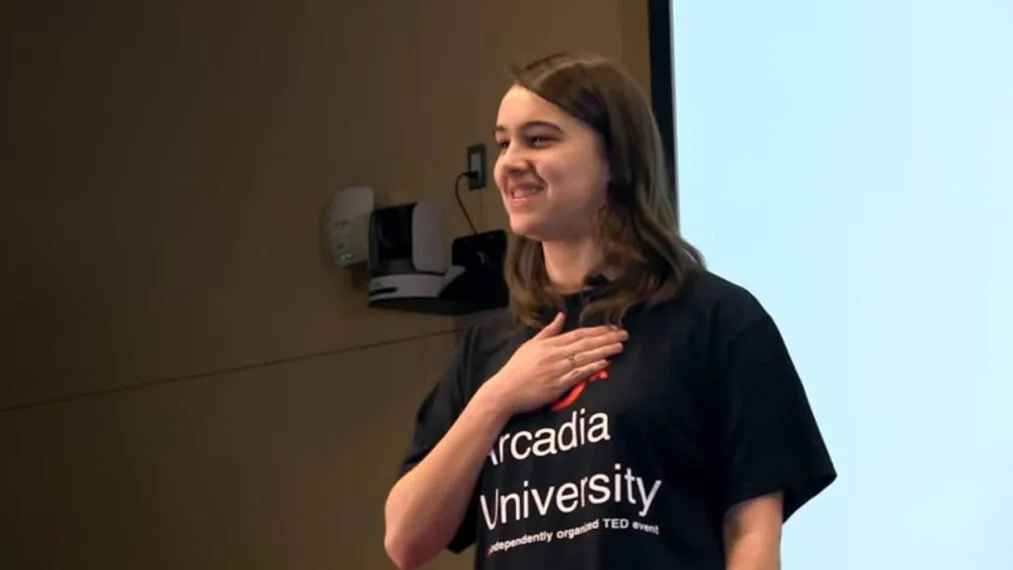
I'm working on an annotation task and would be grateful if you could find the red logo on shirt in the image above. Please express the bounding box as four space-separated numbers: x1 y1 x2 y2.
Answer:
549 365 609 411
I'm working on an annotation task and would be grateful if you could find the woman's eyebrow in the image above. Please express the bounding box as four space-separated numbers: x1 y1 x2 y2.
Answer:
494 120 564 137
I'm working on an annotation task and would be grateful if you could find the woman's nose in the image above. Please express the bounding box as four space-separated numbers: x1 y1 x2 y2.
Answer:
499 144 530 173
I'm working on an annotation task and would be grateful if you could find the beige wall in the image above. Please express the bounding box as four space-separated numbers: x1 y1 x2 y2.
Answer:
0 1 652 568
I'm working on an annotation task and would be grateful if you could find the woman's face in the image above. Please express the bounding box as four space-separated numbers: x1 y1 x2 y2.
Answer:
493 85 610 242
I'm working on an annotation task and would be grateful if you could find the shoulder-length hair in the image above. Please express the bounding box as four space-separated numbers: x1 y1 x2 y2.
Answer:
503 52 705 328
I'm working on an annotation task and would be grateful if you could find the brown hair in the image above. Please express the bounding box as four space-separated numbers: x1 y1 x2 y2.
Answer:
503 52 705 329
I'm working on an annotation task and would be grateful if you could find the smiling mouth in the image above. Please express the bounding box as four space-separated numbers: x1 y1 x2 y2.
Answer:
509 185 544 199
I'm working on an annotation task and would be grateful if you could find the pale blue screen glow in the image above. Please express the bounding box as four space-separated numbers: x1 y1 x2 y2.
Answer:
671 1 1013 567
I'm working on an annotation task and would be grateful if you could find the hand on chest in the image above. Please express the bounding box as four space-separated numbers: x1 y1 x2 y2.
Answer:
488 330 704 466
476 335 701 534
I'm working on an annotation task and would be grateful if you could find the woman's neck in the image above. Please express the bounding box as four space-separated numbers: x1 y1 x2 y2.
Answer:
542 238 612 293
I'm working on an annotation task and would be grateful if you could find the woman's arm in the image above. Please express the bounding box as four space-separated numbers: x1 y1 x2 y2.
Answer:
723 492 784 570
709 305 836 569
383 384 508 570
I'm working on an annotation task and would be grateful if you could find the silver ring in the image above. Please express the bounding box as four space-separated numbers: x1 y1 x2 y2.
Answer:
567 352 577 369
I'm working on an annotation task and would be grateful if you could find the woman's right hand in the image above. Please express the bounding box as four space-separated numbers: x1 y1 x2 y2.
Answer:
481 312 629 417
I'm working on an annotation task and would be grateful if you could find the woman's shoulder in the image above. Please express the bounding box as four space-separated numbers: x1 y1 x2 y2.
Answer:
657 269 773 340
680 270 761 307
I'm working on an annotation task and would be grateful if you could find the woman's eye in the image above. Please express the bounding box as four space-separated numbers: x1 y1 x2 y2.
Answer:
496 140 510 150
529 136 553 147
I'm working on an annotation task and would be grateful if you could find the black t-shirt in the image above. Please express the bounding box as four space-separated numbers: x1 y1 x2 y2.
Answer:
398 271 836 569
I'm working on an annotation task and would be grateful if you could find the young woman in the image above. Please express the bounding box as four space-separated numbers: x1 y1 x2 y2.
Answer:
383 52 836 570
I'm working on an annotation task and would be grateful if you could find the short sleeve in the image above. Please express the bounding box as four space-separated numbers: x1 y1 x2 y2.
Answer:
396 329 480 553
713 312 837 521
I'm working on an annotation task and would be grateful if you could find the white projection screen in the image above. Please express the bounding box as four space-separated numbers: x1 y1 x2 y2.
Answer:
656 0 1013 568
